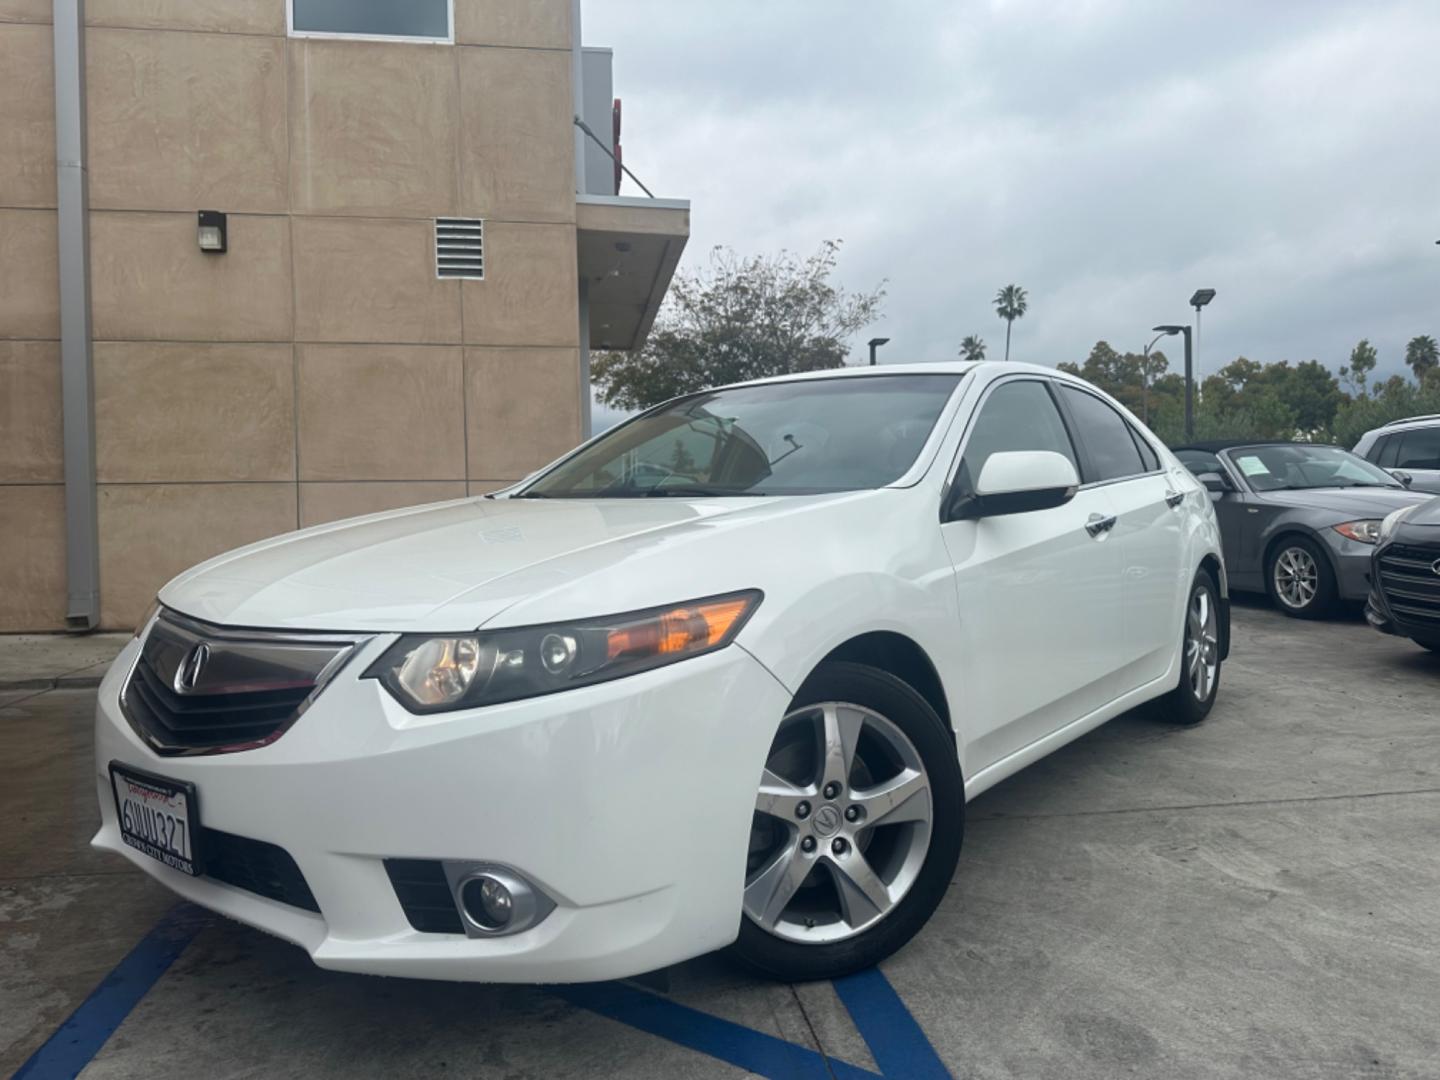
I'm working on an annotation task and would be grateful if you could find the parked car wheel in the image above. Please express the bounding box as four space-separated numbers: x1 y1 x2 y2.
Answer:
732 661 963 981
1265 536 1336 618
1157 568 1222 724
1413 636 1440 654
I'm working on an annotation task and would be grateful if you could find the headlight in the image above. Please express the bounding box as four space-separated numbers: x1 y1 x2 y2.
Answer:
1332 519 1383 544
1378 504 1419 543
365 590 763 713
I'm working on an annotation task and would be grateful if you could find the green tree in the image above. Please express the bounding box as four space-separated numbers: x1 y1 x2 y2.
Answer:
592 241 886 410
993 284 1028 363
1339 339 1378 398
958 334 987 362
1404 334 1439 381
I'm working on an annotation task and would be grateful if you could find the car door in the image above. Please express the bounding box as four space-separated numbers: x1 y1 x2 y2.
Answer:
1054 385 1186 688
939 377 1127 774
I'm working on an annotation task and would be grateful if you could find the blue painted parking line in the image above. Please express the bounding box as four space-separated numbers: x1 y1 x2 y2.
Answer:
14 903 211 1080
834 967 952 1080
18 901 949 1080
556 980 882 1080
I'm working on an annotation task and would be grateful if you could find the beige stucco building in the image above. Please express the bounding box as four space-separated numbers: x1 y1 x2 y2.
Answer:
0 0 687 632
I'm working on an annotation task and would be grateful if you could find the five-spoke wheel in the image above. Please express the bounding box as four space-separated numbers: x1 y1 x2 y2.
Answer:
732 662 962 981
745 702 933 943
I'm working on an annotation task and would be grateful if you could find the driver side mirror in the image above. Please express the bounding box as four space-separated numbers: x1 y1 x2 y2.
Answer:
947 451 1080 521
1196 471 1233 495
1390 469 1413 488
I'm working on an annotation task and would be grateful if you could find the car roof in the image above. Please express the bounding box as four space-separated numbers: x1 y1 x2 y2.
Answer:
1170 439 1340 453
1378 414 1440 430
726 359 1091 391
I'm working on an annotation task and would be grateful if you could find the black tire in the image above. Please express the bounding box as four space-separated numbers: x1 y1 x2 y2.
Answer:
731 661 963 982
1156 568 1222 725
1412 636 1440 654
1264 535 1336 619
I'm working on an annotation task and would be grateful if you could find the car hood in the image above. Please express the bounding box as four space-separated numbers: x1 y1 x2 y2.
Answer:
1255 487 1432 518
159 493 859 632
1399 493 1440 527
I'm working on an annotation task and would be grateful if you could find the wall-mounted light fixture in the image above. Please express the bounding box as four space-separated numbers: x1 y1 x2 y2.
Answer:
197 210 227 254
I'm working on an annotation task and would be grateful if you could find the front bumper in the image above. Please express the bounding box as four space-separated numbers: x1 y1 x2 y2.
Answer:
93 633 792 983
1325 535 1377 602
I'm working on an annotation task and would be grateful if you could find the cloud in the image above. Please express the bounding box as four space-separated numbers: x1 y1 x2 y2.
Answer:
585 0 1440 383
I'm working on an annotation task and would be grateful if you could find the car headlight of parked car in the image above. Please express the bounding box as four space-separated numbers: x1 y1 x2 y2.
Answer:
1377 504 1419 543
1332 519 1384 544
365 590 763 713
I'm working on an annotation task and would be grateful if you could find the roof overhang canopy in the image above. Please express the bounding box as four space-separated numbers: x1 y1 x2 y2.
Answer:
576 195 689 352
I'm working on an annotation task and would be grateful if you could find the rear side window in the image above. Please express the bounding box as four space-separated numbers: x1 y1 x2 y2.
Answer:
957 380 1077 492
1372 434 1399 468
1057 386 1146 482
1129 425 1160 472
1396 428 1440 470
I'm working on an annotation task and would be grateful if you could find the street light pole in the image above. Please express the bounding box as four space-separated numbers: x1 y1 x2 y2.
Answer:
1141 329 1171 426
867 337 890 366
1154 324 1194 440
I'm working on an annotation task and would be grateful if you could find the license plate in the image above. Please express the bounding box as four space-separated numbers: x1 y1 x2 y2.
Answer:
109 763 202 876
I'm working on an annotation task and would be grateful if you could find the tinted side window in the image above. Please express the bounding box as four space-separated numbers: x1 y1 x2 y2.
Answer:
1373 434 1398 467
1397 428 1440 470
957 380 1077 492
1175 449 1223 475
1058 386 1146 482
1129 424 1160 471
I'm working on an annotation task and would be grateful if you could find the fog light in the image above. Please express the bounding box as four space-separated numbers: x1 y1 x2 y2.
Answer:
445 863 555 938
461 876 513 930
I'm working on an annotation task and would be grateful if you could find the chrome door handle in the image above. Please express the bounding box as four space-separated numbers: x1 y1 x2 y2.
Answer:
1164 489 1184 508
1085 513 1117 537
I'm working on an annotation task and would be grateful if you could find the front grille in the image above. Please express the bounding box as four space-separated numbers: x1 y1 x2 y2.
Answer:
384 859 464 934
126 655 313 751
121 610 365 756
1377 542 1440 627
202 827 320 913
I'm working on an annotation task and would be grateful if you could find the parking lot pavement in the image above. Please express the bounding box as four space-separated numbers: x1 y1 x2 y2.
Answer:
3 603 1438 1079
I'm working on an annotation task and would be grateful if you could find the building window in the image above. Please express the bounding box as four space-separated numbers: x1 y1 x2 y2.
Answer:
289 0 452 43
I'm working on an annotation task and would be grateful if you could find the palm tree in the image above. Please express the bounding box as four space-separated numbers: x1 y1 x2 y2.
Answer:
993 284 1029 363
958 335 986 362
1404 334 1438 381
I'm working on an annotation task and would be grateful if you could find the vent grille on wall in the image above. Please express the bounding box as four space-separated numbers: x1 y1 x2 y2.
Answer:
435 218 484 279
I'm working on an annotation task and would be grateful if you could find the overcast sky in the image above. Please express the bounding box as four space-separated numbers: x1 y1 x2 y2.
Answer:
585 0 1440 413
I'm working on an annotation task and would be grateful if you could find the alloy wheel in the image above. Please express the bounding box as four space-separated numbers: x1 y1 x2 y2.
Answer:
1186 584 1220 702
744 702 933 944
1273 546 1318 610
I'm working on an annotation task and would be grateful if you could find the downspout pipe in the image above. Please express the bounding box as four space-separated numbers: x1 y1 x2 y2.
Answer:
53 0 100 630
570 0 592 439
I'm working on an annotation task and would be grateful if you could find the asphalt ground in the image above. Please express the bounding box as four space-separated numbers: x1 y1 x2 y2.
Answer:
4 599 1438 1079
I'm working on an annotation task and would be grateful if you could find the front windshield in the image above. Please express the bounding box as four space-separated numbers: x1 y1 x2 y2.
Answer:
521 373 963 498
1228 444 1402 492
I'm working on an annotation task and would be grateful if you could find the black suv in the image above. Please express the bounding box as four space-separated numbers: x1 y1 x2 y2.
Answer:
1366 494 1440 652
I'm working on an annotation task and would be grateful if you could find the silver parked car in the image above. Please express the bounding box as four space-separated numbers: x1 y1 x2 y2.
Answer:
1174 441 1430 618
1353 415 1440 494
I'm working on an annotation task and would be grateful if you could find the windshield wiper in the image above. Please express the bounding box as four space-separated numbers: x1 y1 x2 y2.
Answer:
639 486 762 498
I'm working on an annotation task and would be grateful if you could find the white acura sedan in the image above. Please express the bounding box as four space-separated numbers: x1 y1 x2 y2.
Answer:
94 362 1227 983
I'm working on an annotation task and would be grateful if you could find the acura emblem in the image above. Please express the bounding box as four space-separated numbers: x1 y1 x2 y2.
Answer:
1432 559 1440 577
174 643 210 694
